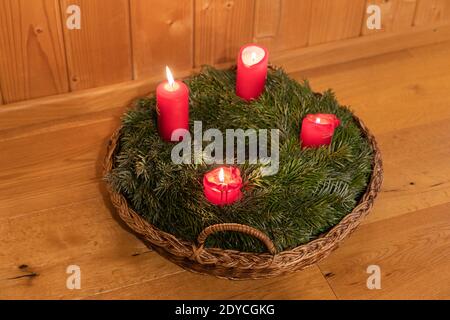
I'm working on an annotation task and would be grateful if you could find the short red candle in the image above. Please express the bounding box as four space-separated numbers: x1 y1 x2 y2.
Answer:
156 67 189 142
236 44 269 101
300 114 341 148
203 167 243 206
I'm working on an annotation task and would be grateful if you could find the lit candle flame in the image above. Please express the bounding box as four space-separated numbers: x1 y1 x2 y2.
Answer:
219 168 225 183
166 66 175 88
315 117 321 124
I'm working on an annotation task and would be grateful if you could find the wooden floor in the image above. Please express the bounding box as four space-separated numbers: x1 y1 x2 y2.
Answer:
1 41 450 300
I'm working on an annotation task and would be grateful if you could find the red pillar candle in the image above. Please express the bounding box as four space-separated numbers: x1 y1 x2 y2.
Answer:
236 44 269 101
156 66 189 142
203 167 243 206
300 114 341 148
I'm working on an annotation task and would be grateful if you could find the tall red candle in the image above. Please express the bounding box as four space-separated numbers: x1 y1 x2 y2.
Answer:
203 167 243 206
300 114 341 148
236 44 269 101
156 66 189 142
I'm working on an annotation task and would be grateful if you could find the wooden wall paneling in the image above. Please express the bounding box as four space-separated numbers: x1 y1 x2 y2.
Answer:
194 0 256 66
308 0 367 46
254 0 281 49
414 0 450 26
254 0 313 53
0 0 69 104
362 0 418 35
391 0 419 30
60 0 132 91
272 24 450 76
130 0 193 79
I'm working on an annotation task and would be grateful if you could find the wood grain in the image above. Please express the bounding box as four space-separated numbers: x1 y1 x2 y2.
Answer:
275 23 450 79
362 0 418 35
308 0 366 45
130 0 193 79
318 202 450 299
2 23 449 133
0 0 69 103
0 117 118 219
295 38 450 134
254 0 313 52
292 42 450 224
60 0 132 91
414 0 450 26
1 40 450 299
365 118 450 224
0 198 183 299
0 0 448 104
0 72 166 132
85 265 336 300
194 0 255 66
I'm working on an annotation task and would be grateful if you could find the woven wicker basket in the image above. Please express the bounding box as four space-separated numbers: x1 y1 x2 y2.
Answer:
104 109 383 280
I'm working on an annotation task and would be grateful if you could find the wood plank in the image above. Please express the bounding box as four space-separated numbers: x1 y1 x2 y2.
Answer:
60 0 132 91
2 24 450 132
295 39 450 134
362 0 418 35
365 118 450 224
194 0 255 66
289 42 450 223
0 72 166 132
0 0 69 103
318 202 450 299
0 198 183 299
254 0 313 52
0 38 450 300
414 0 450 26
0 41 448 240
274 23 450 77
391 0 418 30
0 116 118 218
85 265 336 300
308 0 366 45
130 0 193 79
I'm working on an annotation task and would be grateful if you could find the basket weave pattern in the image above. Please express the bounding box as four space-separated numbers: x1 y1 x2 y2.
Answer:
104 113 383 280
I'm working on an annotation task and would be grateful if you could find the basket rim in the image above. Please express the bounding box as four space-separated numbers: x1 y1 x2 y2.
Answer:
103 100 383 279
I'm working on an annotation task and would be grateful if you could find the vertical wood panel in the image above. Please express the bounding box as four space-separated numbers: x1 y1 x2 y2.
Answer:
392 0 419 30
254 0 281 40
309 0 366 45
130 0 193 79
254 0 313 53
60 0 132 91
195 0 255 66
0 0 69 103
414 0 450 26
362 0 418 35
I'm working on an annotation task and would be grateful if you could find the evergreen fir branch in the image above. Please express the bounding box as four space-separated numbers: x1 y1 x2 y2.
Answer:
105 66 374 253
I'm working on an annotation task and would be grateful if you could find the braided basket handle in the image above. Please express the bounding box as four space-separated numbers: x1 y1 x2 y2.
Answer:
196 223 277 255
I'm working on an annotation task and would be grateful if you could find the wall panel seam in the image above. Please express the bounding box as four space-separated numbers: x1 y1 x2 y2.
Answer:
128 0 135 80
58 0 73 92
